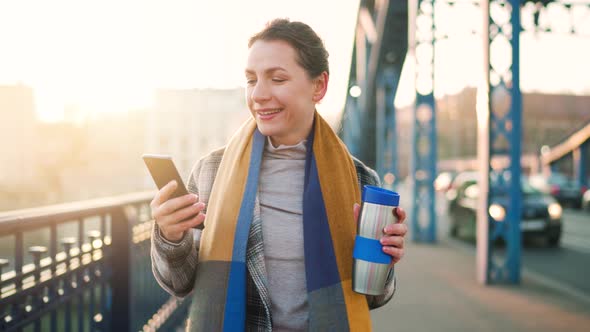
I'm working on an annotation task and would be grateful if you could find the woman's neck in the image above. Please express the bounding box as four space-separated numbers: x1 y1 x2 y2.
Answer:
269 113 315 146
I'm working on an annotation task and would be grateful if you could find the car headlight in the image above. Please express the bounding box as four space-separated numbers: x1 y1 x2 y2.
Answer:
489 204 506 221
548 203 562 220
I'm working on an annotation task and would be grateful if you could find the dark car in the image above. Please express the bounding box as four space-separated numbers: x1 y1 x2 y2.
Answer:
434 171 458 192
528 172 584 209
445 171 478 205
448 175 563 246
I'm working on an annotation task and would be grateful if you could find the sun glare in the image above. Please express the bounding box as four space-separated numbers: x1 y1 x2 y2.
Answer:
0 0 589 123
0 0 361 123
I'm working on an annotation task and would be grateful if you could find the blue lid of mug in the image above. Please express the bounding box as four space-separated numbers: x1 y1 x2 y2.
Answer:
362 185 400 206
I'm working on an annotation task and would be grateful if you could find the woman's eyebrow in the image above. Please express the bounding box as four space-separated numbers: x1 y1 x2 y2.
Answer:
245 67 287 75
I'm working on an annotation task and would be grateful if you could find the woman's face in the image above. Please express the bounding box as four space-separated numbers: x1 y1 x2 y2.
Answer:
245 39 327 146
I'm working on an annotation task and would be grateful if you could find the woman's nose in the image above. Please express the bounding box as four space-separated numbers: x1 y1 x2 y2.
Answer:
251 81 271 103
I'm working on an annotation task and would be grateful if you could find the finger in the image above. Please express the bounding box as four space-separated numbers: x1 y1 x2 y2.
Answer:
152 180 178 207
159 202 205 227
153 193 196 221
380 235 404 248
392 207 407 224
168 212 206 234
159 194 199 217
384 223 408 236
382 246 404 260
353 203 360 223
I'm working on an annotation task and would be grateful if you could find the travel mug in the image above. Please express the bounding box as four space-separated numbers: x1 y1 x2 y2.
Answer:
353 185 400 295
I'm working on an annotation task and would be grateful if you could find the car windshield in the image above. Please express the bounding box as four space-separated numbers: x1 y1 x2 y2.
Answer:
549 173 570 186
521 178 541 195
489 172 542 195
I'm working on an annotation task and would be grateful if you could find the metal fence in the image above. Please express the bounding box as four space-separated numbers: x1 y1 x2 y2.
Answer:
0 191 190 331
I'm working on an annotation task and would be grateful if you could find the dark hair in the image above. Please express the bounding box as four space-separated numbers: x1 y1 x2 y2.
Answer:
248 18 329 78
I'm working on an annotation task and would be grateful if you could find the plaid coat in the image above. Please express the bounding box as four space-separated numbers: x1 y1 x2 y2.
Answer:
151 146 397 331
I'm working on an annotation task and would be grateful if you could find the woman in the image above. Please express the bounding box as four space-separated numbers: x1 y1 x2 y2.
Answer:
150 19 408 331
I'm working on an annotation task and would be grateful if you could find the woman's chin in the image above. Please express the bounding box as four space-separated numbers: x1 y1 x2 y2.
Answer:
256 123 281 137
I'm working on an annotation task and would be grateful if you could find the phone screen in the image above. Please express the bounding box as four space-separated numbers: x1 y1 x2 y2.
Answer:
142 154 190 199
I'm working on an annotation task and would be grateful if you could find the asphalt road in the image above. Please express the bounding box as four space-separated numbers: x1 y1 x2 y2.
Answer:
446 208 590 297
521 209 590 295
371 214 590 332
396 183 590 300
373 186 590 331
560 209 590 254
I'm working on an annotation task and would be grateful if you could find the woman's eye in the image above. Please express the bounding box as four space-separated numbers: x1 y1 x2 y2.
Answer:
272 78 286 83
246 79 256 85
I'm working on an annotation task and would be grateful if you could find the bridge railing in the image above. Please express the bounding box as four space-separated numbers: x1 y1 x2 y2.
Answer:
0 192 190 331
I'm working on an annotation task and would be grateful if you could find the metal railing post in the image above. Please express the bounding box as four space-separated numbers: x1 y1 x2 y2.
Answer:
110 206 132 332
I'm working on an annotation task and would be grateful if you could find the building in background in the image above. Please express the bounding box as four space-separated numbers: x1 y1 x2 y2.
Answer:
0 84 40 209
3 82 586 210
31 109 148 204
0 86 248 212
68 110 148 200
395 88 590 179
146 88 248 182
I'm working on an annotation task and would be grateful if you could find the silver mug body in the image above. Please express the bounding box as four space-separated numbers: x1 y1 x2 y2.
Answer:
353 201 396 295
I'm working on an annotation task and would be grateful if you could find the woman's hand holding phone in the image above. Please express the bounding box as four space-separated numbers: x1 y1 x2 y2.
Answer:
150 180 206 242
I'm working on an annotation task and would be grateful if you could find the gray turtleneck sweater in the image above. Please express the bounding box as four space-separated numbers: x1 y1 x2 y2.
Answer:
259 137 308 331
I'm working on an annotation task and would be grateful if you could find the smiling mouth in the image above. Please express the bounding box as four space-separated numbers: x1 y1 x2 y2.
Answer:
257 109 283 115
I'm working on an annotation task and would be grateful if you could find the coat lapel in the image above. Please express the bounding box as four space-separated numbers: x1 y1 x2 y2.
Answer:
246 194 272 321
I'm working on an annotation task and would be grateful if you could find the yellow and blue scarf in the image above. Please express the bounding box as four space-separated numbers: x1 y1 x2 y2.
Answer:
188 112 371 331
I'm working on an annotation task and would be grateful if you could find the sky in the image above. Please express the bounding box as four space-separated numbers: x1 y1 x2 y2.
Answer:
0 0 361 121
0 0 589 122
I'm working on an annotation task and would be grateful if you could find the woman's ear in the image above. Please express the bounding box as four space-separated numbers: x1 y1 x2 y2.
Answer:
312 72 329 103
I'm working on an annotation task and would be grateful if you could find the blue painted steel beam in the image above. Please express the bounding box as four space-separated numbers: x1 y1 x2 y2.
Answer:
377 66 402 184
521 0 590 38
529 1 590 180
376 74 386 178
412 0 437 243
341 91 362 157
340 6 365 160
542 121 590 187
482 0 522 284
340 0 408 181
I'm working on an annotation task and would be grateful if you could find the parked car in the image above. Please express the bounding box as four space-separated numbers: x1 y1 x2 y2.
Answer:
445 171 479 206
448 174 563 246
434 171 458 192
528 172 584 209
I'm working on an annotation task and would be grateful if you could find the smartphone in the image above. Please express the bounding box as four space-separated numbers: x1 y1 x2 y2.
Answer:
142 154 190 199
143 154 204 230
